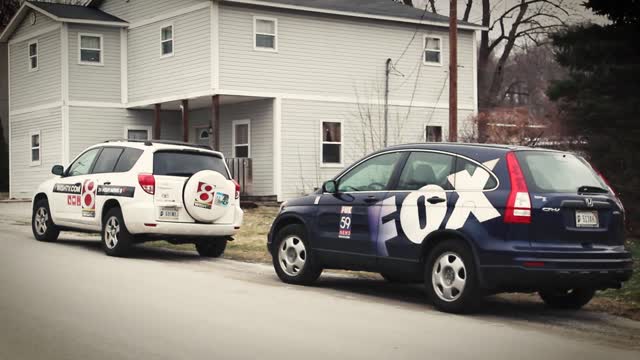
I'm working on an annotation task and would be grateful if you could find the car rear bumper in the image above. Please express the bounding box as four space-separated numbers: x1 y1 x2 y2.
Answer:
478 247 633 291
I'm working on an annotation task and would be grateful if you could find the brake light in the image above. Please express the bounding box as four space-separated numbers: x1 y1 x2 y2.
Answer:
138 174 155 195
504 152 531 224
233 179 240 199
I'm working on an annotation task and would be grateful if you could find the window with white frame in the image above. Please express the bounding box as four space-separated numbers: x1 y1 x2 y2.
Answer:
233 120 250 158
79 34 103 65
28 40 38 71
30 131 41 165
322 121 342 165
254 17 277 51
160 24 174 57
426 125 443 142
423 36 442 65
125 127 151 141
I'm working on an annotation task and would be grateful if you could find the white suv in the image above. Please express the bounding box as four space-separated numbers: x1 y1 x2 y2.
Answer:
31 140 243 257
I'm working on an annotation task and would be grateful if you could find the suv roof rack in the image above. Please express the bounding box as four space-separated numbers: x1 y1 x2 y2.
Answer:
105 139 214 150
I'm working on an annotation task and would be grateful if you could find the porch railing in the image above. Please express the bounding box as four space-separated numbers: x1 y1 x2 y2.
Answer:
225 158 252 195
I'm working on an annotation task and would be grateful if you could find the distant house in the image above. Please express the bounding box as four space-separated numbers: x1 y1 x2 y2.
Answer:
1 0 483 200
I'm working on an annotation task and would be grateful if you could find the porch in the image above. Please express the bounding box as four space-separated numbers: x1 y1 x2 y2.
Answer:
129 95 277 199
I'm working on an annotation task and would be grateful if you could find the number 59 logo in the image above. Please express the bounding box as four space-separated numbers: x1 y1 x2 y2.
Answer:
338 206 352 239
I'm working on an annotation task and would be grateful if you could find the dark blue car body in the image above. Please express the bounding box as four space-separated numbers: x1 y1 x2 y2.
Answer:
268 143 632 293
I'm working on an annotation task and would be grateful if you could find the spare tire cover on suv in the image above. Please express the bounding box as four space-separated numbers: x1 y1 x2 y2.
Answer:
183 170 235 223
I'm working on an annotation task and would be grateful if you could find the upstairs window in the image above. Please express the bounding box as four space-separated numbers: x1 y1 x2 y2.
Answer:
424 36 442 65
426 126 443 142
28 40 38 71
254 17 277 51
30 131 41 166
161 24 174 57
79 34 103 65
322 121 342 165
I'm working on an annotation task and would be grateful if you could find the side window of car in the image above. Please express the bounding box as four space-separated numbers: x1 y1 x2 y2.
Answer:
67 148 101 177
453 157 498 190
113 148 144 173
337 152 401 192
92 147 124 174
396 152 456 191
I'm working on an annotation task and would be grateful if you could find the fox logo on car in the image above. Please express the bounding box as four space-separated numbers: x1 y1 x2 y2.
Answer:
338 206 353 239
194 182 216 210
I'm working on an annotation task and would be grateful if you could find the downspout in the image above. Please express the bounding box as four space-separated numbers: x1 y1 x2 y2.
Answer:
384 58 391 148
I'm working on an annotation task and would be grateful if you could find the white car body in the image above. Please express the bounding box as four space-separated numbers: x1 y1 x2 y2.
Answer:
33 141 243 239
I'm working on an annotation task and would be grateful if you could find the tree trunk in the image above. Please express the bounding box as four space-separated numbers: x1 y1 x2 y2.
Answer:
478 0 491 110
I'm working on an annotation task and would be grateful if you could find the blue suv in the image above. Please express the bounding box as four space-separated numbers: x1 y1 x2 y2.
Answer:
267 144 633 313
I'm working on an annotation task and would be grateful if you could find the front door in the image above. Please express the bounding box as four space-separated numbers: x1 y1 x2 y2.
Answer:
315 152 404 268
50 147 102 225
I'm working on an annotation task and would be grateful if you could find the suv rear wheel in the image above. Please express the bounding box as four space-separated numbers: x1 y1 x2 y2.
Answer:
539 288 595 309
102 207 133 257
32 199 60 242
272 224 322 285
196 239 227 258
425 239 480 313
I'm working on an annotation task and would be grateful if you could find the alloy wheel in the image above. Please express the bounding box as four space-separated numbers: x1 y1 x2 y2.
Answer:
34 207 48 235
432 252 467 302
104 216 120 250
278 235 306 276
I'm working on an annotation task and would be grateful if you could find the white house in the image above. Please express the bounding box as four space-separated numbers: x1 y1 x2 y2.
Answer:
1 0 483 201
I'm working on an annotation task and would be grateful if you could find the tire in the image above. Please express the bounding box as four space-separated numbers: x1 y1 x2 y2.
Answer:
32 199 60 242
424 239 481 313
539 288 595 310
102 207 133 257
196 239 227 258
272 224 322 285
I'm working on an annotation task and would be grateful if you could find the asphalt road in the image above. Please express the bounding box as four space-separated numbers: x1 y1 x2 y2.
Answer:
1 202 639 360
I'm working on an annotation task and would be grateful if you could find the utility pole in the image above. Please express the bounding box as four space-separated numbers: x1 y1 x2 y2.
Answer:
449 0 458 142
384 58 391 148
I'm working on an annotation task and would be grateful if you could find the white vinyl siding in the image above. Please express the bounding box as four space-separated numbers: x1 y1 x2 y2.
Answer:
189 99 274 196
127 8 211 103
99 0 207 23
27 40 38 71
78 33 103 65
12 10 57 40
69 25 121 103
279 99 475 200
219 4 476 107
9 30 61 110
253 17 277 51
10 108 62 198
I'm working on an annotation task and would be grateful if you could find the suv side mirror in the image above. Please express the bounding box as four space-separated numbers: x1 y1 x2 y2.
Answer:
322 180 338 194
51 165 64 176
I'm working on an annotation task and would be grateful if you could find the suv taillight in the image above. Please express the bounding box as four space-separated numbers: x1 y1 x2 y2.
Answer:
504 152 531 224
138 174 155 195
233 179 240 199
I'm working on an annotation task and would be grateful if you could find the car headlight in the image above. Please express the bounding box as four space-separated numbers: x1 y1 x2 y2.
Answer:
279 201 288 212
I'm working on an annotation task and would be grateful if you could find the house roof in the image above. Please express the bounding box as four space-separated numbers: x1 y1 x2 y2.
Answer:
1 1 127 43
222 0 485 30
28 1 127 24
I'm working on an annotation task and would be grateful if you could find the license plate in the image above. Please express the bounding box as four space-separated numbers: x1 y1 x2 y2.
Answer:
159 207 179 220
576 210 599 228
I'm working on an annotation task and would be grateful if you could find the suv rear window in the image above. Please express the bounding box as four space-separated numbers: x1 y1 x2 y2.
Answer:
153 151 229 179
515 151 606 193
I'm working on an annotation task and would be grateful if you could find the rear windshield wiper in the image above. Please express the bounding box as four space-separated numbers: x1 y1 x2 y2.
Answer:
578 185 609 194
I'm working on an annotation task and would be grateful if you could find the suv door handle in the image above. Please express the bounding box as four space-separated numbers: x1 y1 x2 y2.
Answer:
427 196 446 204
364 196 379 204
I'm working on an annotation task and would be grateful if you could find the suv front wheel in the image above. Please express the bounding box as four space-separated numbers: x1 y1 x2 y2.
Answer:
272 224 322 285
425 239 481 313
32 199 60 242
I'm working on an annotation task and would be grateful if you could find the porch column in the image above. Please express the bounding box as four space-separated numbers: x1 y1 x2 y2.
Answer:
211 95 221 151
181 99 189 142
153 103 161 140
